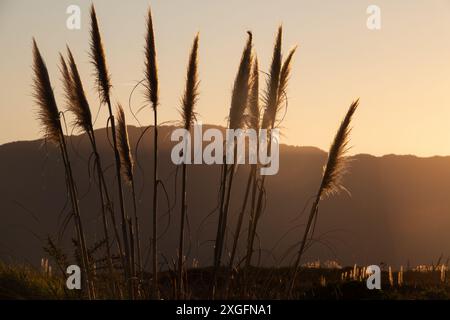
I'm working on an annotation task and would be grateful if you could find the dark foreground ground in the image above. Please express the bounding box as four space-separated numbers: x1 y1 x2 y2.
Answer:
1 263 450 300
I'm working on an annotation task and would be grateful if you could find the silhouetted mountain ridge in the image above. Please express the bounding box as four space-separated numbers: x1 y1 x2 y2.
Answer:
1 125 450 268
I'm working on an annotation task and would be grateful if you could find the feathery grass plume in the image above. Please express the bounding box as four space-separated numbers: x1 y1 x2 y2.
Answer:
89 4 132 297
116 104 133 184
32 39 60 144
59 54 75 110
144 7 159 109
244 57 261 259
247 56 260 131
228 31 253 130
276 46 297 116
89 5 111 105
66 47 93 134
318 100 358 199
144 5 160 299
177 33 200 298
181 34 199 130
261 26 283 130
288 99 359 297
32 39 94 299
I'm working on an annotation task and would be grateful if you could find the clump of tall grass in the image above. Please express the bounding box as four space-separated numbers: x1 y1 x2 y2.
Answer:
212 31 253 296
177 34 200 298
215 32 253 265
245 29 281 268
246 26 297 269
60 48 118 291
288 99 359 296
27 4 369 300
222 55 261 297
32 39 94 299
89 4 132 297
0 262 72 299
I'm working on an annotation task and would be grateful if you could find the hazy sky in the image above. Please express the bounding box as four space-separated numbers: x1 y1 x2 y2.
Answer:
1 0 450 156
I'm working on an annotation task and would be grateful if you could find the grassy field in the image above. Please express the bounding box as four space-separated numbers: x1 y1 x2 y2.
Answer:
0 262 74 299
2 263 450 300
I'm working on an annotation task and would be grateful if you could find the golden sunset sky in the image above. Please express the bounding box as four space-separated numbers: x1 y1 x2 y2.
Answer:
1 0 450 156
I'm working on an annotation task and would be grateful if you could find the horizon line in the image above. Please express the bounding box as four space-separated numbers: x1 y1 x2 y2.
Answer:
2 123 450 160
